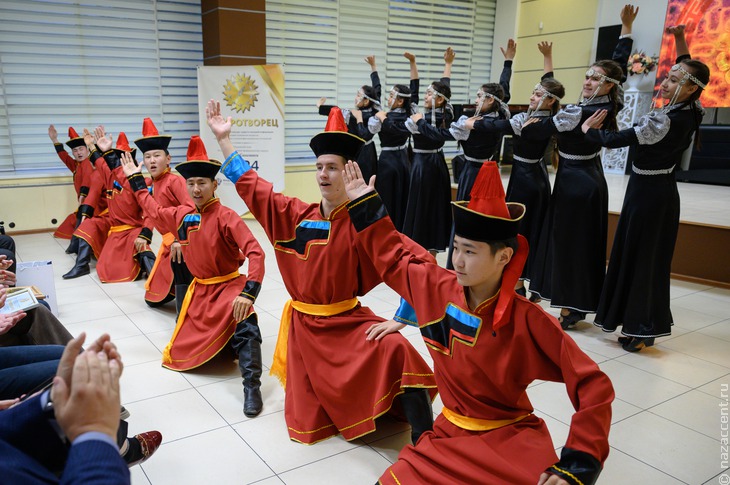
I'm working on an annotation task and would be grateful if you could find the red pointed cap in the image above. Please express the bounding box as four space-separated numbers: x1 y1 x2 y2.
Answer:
134 118 171 153
66 126 85 149
116 132 132 152
324 107 348 132
309 106 364 160
468 162 510 218
175 135 221 180
141 118 160 137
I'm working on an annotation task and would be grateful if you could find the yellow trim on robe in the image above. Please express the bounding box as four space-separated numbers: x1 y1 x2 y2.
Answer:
441 406 531 432
271 297 359 387
144 232 176 291
107 224 136 235
162 270 241 365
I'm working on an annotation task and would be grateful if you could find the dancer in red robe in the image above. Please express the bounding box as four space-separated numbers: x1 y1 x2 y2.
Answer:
343 160 614 485
207 100 437 445
134 118 194 308
63 128 156 282
48 125 95 252
121 136 266 417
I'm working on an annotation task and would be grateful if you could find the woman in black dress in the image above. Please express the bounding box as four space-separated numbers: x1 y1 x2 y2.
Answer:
402 47 456 254
521 4 637 329
369 52 419 232
581 25 709 351
317 55 381 182
460 42 561 297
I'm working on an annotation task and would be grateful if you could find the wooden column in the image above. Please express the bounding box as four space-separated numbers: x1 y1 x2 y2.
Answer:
201 0 266 66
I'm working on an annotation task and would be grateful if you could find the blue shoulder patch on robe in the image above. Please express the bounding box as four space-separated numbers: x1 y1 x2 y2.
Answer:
274 219 331 259
421 303 482 355
177 213 201 242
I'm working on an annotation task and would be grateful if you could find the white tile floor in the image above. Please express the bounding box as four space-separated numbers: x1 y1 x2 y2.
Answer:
9 182 730 484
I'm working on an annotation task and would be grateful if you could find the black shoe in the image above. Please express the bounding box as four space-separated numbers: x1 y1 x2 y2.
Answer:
529 293 542 304
174 284 189 317
65 236 80 254
63 240 92 279
515 286 527 297
238 338 263 417
622 337 655 352
559 310 586 330
399 388 434 445
137 251 156 279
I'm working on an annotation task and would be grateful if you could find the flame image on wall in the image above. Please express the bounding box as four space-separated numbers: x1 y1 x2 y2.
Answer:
223 73 259 113
655 0 730 108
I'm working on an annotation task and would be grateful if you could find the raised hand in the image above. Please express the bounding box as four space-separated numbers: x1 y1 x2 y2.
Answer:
403 51 416 63
94 126 113 152
444 47 456 64
206 99 232 141
364 55 377 69
316 97 327 108
82 128 95 149
537 41 552 57
620 4 639 28
342 160 376 201
120 151 142 177
500 39 517 60
48 125 59 143
665 24 686 36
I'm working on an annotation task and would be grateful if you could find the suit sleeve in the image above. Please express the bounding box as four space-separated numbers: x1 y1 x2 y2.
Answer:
61 440 130 485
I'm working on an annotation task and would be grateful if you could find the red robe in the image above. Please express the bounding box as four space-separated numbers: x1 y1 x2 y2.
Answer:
229 158 437 444
53 143 94 239
130 184 264 371
91 151 154 283
74 168 110 258
347 192 614 485
143 169 194 304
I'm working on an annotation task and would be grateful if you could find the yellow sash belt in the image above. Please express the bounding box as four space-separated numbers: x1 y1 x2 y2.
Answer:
144 232 176 291
442 406 531 431
271 297 359 387
162 270 241 365
108 224 136 235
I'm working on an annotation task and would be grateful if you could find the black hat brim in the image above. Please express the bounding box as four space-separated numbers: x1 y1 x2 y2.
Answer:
134 135 172 154
452 201 525 242
175 160 221 180
66 137 86 149
309 131 364 161
112 148 138 160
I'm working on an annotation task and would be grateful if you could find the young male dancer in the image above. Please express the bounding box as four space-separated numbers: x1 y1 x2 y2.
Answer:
121 136 266 417
207 100 437 444
342 160 614 485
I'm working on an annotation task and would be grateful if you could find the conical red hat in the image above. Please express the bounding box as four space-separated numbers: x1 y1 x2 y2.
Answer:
141 118 160 137
68 127 80 139
186 135 210 161
65 126 86 149
116 132 132 152
467 162 510 218
324 107 348 132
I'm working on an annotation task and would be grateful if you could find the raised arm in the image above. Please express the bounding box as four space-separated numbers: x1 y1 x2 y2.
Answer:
538 41 554 77
442 47 455 79
614 4 638 80
666 24 690 59
498 39 516 103
365 55 382 100
49 124 76 171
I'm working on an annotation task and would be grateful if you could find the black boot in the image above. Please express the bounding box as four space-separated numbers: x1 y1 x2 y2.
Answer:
137 251 156 279
65 235 80 254
238 339 263 417
63 240 92 279
399 388 434 445
174 284 189 316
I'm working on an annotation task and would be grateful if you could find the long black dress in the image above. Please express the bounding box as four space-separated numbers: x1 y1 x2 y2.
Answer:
586 97 703 338
520 37 632 313
472 111 554 279
400 77 453 251
319 71 381 182
369 79 418 232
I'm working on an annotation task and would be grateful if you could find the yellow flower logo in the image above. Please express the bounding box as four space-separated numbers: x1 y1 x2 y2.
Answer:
223 74 258 113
